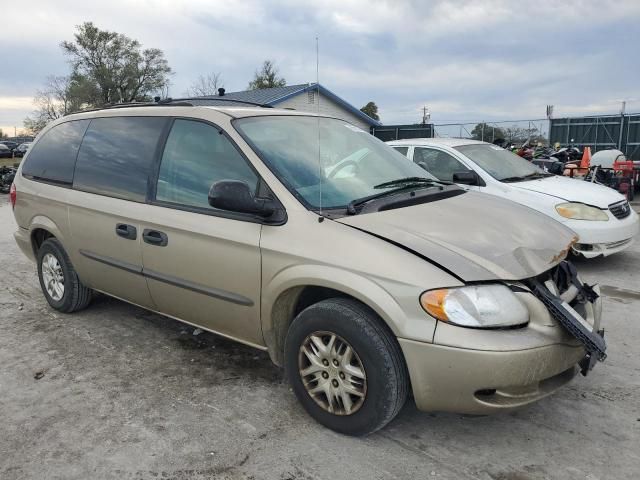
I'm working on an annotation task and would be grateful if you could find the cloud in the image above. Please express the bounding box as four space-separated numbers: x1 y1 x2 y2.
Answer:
1 0 639 129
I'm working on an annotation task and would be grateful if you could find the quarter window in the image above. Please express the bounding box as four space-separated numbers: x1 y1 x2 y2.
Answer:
73 117 167 202
156 119 259 210
21 120 90 185
413 147 471 182
392 146 409 157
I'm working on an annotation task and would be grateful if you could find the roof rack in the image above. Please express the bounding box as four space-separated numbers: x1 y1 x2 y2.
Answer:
66 97 272 116
174 97 273 108
67 100 194 116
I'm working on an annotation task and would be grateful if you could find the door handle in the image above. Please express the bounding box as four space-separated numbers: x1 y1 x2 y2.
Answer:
115 223 137 240
142 229 168 247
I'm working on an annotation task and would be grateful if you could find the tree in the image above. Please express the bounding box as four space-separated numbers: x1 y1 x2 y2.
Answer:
470 122 505 142
23 75 99 134
61 22 172 104
185 72 224 97
503 125 546 145
247 60 286 90
0 129 7 140
360 101 380 121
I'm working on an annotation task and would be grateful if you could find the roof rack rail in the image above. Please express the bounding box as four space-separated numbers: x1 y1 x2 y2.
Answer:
66 99 194 116
174 97 274 108
65 96 272 116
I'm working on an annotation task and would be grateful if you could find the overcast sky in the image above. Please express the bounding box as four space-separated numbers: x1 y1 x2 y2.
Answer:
1 0 638 134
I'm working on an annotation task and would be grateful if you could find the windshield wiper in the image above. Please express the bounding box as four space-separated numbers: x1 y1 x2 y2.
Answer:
500 175 527 182
374 176 450 189
347 179 444 215
501 172 552 183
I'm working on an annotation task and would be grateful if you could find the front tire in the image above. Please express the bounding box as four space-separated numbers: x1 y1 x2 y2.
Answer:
37 238 92 313
285 298 409 436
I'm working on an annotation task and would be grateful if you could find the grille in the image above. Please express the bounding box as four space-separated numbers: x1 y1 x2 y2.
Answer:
609 200 632 220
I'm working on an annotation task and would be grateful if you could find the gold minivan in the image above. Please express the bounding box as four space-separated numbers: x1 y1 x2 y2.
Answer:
11 102 607 435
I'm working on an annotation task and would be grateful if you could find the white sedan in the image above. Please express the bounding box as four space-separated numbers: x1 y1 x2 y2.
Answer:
387 138 639 258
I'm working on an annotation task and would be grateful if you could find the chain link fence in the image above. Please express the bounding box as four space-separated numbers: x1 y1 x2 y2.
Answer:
433 119 549 144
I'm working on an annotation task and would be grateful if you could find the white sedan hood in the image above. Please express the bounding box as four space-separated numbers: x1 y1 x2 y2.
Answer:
512 176 626 209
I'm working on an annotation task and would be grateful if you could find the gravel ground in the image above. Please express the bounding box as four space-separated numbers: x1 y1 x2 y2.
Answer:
0 194 639 480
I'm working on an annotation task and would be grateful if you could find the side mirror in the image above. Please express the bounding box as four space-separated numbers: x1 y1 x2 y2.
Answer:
208 180 275 217
452 171 479 185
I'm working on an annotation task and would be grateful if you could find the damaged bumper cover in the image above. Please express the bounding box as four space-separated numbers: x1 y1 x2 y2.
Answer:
525 260 606 376
401 261 605 414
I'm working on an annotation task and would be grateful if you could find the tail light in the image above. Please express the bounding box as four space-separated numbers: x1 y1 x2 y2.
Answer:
9 182 16 209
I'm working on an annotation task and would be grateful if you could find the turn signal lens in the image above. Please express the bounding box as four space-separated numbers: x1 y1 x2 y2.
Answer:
420 289 449 321
419 285 529 328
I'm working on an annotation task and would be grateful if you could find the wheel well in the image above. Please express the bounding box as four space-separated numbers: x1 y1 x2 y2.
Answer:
267 286 363 366
31 228 54 256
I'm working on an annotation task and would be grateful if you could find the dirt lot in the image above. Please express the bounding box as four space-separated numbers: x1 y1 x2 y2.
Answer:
0 194 639 480
0 158 21 168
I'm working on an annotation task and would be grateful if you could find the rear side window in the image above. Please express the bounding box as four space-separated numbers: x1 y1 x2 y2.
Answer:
73 116 167 202
392 146 409 157
156 119 259 210
22 120 90 185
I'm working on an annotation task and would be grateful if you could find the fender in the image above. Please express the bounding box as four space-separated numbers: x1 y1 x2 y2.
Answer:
28 214 67 252
261 263 416 365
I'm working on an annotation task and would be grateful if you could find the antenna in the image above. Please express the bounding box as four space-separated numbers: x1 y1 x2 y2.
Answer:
316 35 323 218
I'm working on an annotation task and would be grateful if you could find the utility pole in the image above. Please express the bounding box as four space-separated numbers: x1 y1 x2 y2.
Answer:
421 106 430 125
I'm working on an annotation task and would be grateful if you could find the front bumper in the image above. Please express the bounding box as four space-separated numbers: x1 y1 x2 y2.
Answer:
573 237 635 258
399 339 584 414
567 209 639 257
401 270 602 414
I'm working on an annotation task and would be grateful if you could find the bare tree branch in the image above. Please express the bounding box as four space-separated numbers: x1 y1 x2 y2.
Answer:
184 72 224 97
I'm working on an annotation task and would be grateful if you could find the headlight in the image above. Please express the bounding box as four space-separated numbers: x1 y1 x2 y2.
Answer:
555 202 608 221
419 284 529 328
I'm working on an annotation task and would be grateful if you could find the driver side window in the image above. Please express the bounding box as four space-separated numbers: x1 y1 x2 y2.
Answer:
413 147 471 182
156 119 259 210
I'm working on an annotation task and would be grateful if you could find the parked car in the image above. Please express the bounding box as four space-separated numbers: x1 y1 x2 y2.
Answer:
13 142 32 157
388 138 639 258
0 141 19 152
0 144 13 158
12 106 606 435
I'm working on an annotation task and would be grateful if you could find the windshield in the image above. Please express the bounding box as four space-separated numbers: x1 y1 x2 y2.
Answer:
234 116 437 209
454 144 546 181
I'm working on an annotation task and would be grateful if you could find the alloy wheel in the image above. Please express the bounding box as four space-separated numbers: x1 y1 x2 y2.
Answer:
298 331 367 415
41 253 65 301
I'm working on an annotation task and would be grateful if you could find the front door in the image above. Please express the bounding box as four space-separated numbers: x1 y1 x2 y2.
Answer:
412 147 479 190
140 119 264 346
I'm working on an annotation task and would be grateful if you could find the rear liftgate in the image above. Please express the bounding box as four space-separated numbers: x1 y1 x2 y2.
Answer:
525 261 607 375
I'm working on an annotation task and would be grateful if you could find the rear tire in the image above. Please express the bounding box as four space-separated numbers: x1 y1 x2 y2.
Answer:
37 238 92 313
285 298 408 436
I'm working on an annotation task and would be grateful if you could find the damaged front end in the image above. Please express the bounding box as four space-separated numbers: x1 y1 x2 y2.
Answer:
520 261 606 376
400 259 606 414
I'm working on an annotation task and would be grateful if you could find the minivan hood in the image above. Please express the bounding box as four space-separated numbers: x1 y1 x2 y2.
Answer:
510 175 625 208
336 191 577 282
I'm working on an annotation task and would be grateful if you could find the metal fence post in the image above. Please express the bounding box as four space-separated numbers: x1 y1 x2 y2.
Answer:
618 114 625 151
